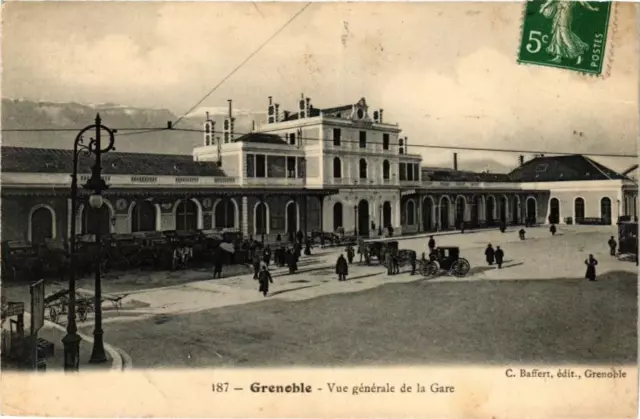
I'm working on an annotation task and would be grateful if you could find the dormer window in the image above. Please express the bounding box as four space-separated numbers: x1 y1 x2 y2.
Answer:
357 108 364 119
289 132 296 145
535 164 548 173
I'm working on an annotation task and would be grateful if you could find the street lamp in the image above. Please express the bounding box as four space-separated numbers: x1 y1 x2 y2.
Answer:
62 114 115 371
353 205 358 236
378 204 383 236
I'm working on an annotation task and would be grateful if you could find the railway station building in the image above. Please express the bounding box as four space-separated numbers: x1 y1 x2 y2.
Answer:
1 95 637 245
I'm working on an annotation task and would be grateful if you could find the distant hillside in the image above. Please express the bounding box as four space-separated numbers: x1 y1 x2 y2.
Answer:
1 99 263 155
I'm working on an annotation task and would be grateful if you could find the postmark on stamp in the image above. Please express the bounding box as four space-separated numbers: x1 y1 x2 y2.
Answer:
517 0 613 75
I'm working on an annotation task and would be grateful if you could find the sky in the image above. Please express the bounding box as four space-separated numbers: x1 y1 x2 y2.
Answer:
3 1 639 172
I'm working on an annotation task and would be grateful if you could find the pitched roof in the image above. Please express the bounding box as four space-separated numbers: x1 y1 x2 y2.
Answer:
508 154 629 182
1 146 228 177
422 168 513 183
234 133 288 145
623 164 638 176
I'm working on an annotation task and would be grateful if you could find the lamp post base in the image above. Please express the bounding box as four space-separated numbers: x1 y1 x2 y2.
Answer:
89 331 107 364
62 332 82 371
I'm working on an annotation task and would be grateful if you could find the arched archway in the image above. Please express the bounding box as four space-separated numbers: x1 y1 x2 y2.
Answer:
383 201 392 229
285 200 299 235
574 197 585 223
131 200 157 232
600 197 612 225
422 197 434 232
175 200 199 231
213 198 237 229
333 202 343 231
406 199 416 225
82 205 111 235
254 201 269 235
439 196 451 230
549 198 560 224
455 196 465 229
527 197 538 224
486 195 496 226
30 205 54 243
357 199 370 237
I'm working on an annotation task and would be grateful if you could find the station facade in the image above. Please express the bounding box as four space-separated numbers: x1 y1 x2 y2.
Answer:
1 95 637 245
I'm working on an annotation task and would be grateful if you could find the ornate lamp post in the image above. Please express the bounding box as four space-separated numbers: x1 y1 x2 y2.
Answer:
62 114 115 370
353 205 358 237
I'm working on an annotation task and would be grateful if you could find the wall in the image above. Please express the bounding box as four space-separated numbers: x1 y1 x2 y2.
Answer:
220 153 241 177
545 189 620 224
1 196 67 242
323 189 400 235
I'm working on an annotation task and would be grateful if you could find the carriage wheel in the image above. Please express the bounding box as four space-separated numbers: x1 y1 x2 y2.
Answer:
451 258 471 277
78 306 88 322
420 263 431 277
49 306 59 323
427 261 440 276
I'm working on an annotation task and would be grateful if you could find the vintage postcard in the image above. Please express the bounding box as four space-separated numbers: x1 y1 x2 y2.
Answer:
1 1 638 418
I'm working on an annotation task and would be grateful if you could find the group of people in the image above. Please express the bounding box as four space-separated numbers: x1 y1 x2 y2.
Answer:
484 244 505 268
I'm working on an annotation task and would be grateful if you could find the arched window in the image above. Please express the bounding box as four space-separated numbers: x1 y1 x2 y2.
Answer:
600 197 612 225
255 202 269 235
176 200 198 231
574 197 585 222
549 198 560 224
383 160 390 180
359 158 368 179
30 206 54 243
407 200 415 225
333 157 342 178
333 202 343 231
214 199 236 229
132 201 157 232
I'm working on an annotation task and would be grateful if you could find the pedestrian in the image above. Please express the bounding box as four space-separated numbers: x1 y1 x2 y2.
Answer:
252 252 261 279
519 228 526 240
320 235 326 249
213 250 223 279
335 254 348 281
358 240 365 263
550 224 557 236
485 243 495 266
388 225 394 237
608 236 617 256
294 241 301 262
286 249 298 274
304 238 311 256
584 254 598 281
258 264 273 297
392 248 400 274
346 245 355 264
409 250 417 275
288 231 295 244
296 230 304 245
263 245 271 266
494 246 504 269
500 220 506 233
385 251 393 275
428 236 436 252
276 233 282 243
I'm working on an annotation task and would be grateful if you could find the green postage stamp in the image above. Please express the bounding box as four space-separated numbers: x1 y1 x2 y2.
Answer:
518 0 613 75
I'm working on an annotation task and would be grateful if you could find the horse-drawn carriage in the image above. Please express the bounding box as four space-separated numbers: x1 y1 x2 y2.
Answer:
45 288 94 323
420 247 471 277
1 241 41 281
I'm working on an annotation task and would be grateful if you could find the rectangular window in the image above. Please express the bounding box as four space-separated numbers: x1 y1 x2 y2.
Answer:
359 131 367 148
407 164 414 181
383 133 390 150
399 163 406 181
297 157 306 178
414 164 420 181
246 154 255 177
289 133 296 146
255 154 266 178
333 128 341 146
267 156 286 178
287 157 297 178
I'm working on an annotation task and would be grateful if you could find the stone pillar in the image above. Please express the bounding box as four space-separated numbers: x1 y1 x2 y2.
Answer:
417 195 422 232
393 195 401 234
241 196 249 237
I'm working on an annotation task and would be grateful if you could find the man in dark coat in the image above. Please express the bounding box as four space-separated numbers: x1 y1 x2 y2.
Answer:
485 244 495 266
263 245 272 266
608 236 617 256
296 230 304 245
392 248 400 274
335 254 348 281
286 249 298 274
409 250 417 275
550 224 557 236
388 225 394 237
385 251 393 275
494 246 504 269
293 242 301 262
213 249 223 279
519 229 526 240
499 220 506 233
304 238 311 256
258 265 273 297
346 245 355 264
428 236 436 252
252 253 261 279
585 254 598 281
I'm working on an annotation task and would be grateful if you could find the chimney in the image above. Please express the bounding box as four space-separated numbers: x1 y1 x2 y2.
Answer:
404 136 408 153
268 96 273 105
283 110 290 120
518 155 524 166
453 153 458 171
380 109 384 123
206 111 210 120
227 99 233 117
252 121 256 132
275 104 280 122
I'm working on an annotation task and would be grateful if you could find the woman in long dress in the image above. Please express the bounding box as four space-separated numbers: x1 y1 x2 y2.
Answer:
539 0 599 64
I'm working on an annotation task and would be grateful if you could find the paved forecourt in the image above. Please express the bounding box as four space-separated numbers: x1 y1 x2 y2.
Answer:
70 225 634 328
